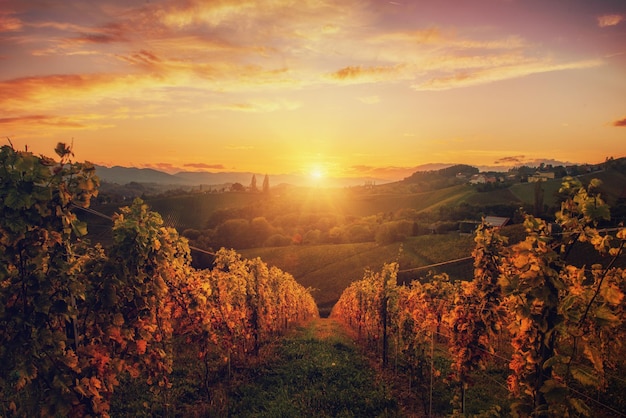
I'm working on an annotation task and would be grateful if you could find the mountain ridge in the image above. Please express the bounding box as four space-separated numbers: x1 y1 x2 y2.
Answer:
94 165 393 188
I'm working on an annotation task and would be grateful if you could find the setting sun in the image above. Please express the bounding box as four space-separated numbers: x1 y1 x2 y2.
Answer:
311 168 324 180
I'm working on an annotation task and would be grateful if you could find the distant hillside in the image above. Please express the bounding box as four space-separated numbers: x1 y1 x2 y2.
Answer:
403 164 479 182
95 165 263 187
393 163 479 193
95 165 189 185
95 165 390 188
173 171 262 186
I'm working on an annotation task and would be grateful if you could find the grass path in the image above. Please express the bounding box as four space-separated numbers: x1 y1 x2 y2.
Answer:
227 318 402 417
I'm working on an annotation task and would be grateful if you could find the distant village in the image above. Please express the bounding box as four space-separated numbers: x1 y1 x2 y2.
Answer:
463 162 605 186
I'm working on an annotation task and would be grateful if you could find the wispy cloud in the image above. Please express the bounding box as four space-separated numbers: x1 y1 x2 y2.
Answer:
0 11 22 32
329 65 405 83
184 163 226 170
494 155 526 165
72 22 127 44
1 0 622 157
325 23 599 91
0 114 84 128
139 162 179 172
117 49 162 70
598 14 624 28
3 0 608 102
0 73 165 122
493 156 576 167
210 99 301 113
413 59 603 91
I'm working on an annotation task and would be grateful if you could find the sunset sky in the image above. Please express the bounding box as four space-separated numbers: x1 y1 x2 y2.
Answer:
1 0 625 180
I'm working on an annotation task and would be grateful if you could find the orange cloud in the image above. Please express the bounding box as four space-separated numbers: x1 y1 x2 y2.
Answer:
0 73 165 135
139 162 179 172
324 24 592 91
157 0 360 32
597 14 624 28
494 155 526 165
0 114 84 128
0 0 618 142
73 22 127 44
6 0 593 99
117 50 163 71
212 99 300 112
330 65 404 81
413 59 603 91
0 12 22 32
184 163 226 170
0 74 126 111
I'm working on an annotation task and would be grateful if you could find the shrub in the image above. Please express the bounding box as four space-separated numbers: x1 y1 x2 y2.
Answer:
265 233 292 247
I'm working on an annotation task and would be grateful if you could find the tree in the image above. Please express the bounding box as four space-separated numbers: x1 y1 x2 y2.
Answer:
250 216 273 247
262 174 270 194
249 174 258 192
215 218 250 248
230 182 245 192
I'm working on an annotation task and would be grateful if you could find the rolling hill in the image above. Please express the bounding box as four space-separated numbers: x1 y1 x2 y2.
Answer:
94 165 391 188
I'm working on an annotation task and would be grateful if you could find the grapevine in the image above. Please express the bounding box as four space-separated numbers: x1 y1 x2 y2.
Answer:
0 143 319 416
333 178 625 416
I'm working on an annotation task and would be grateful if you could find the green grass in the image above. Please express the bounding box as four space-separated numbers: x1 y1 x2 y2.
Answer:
580 170 626 205
345 185 476 216
509 170 626 208
463 186 523 206
509 180 563 207
228 320 400 417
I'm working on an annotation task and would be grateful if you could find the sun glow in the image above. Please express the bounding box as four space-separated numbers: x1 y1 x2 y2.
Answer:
311 168 324 179
308 166 327 186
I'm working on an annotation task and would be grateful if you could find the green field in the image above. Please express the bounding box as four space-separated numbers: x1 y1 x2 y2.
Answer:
509 170 626 207
241 234 475 317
